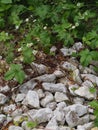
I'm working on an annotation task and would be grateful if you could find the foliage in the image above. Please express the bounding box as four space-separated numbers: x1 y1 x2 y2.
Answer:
27 121 37 128
4 64 25 84
89 100 98 127
0 0 98 83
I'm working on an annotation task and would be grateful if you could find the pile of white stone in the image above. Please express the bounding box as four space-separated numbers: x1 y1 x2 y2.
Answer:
0 42 98 130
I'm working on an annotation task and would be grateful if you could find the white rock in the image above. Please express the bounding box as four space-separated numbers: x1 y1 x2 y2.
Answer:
50 46 57 53
31 63 48 74
8 125 24 130
28 108 53 124
79 114 90 125
13 116 23 124
59 126 75 130
62 62 77 71
81 74 98 86
64 104 88 117
23 90 39 108
11 108 22 117
46 117 59 130
73 97 84 104
46 102 57 110
72 42 83 51
65 111 80 127
68 84 79 96
0 93 7 105
42 83 67 93
72 69 82 84
36 89 45 99
54 92 69 102
15 93 25 102
54 70 65 78
53 109 65 125
77 122 94 130
60 47 76 56
0 114 6 124
57 102 67 111
74 86 96 100
19 80 37 94
3 104 16 114
34 74 56 82
0 85 10 93
41 92 54 107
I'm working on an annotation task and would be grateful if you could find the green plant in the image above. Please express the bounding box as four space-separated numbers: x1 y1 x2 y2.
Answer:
89 87 96 94
4 64 25 84
89 100 98 127
27 121 37 128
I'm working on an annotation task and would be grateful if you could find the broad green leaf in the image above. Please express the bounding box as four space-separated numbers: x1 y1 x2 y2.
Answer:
15 70 25 84
4 70 15 80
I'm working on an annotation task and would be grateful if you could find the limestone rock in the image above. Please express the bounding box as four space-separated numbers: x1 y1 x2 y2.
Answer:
42 83 67 93
23 90 39 108
54 92 69 102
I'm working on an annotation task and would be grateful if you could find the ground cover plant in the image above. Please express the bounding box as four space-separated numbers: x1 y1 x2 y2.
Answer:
0 0 98 127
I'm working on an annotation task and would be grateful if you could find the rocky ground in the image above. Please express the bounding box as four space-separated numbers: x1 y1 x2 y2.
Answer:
0 42 98 130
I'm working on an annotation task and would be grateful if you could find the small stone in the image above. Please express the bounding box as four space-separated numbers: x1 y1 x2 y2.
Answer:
81 74 98 86
65 111 80 127
42 83 67 93
23 90 39 108
28 108 53 124
74 86 96 100
72 42 83 51
60 47 76 56
57 102 67 111
31 62 48 74
59 126 75 130
50 46 57 53
54 92 69 102
3 104 16 114
0 114 6 124
0 85 10 93
0 93 7 105
46 117 59 130
79 114 90 125
53 70 65 78
62 62 77 71
77 122 94 130
73 97 84 104
8 125 24 130
21 121 31 130
19 80 37 94
13 116 23 124
15 93 25 102
41 92 54 107
46 102 57 110
68 84 79 96
53 109 65 125
34 74 56 82
36 89 45 99
11 108 22 117
64 104 88 117
72 69 82 84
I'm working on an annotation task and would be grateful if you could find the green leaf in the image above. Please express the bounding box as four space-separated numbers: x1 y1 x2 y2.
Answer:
27 121 37 128
4 69 15 80
89 100 98 109
1 0 12 4
15 70 25 84
89 87 96 94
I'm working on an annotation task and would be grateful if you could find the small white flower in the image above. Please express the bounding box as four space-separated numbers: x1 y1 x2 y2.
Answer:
33 19 37 22
25 18 29 22
33 50 38 55
72 26 76 29
43 26 47 30
27 43 33 47
15 26 19 29
77 3 81 7
18 48 22 52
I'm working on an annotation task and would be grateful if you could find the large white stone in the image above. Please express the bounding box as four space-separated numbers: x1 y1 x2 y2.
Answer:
41 92 54 107
42 83 67 93
60 47 76 56
62 62 77 71
28 108 53 124
0 93 7 105
23 90 39 108
54 92 69 102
